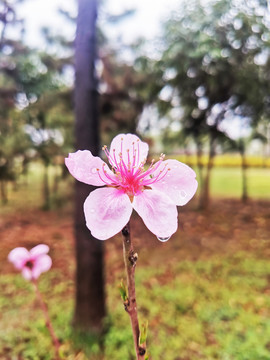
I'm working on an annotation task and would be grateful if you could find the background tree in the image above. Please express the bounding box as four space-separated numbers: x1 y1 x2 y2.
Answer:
73 0 105 332
154 0 270 207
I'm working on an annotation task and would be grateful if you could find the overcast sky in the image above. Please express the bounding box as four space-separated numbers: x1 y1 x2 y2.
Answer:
16 0 180 49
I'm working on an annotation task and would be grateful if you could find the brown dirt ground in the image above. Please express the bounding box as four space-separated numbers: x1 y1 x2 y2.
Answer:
1 198 270 281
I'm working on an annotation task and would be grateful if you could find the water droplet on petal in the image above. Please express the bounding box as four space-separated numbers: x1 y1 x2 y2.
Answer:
90 209 95 213
157 236 171 242
180 190 187 198
91 168 97 174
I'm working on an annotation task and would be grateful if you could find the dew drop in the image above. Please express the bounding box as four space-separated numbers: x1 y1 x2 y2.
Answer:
180 190 187 198
90 209 95 213
91 168 97 174
157 236 171 242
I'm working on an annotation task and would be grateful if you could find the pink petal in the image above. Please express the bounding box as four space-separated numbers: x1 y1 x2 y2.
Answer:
84 187 133 240
151 159 198 206
132 189 178 239
30 244 49 257
21 267 32 281
32 255 52 279
109 133 149 167
65 150 115 186
8 247 30 270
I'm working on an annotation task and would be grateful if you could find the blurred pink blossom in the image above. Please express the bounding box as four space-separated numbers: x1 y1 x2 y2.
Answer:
65 133 198 241
8 244 52 280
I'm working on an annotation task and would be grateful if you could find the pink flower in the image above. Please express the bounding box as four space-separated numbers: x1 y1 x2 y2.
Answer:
8 244 52 280
65 133 198 241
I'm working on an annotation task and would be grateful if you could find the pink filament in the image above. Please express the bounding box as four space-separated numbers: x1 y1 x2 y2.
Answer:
97 141 169 196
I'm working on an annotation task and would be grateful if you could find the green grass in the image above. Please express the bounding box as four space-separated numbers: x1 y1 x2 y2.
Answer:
1 160 270 359
209 167 270 199
2 254 270 359
105 255 270 360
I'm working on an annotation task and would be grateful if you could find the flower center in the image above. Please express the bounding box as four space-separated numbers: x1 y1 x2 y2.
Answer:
96 138 170 197
25 259 34 269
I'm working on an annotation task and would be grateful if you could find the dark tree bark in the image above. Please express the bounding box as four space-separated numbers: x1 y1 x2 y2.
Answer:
240 143 248 203
73 0 106 332
0 180 8 204
195 138 204 192
199 134 215 209
42 163 50 210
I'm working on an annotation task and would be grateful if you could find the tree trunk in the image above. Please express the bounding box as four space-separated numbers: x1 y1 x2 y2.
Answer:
240 146 248 203
73 0 106 332
42 163 50 210
199 135 215 209
195 139 204 193
53 165 60 194
0 180 8 204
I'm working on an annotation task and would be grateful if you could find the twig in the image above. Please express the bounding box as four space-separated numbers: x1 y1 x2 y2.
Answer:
32 279 61 359
122 222 146 360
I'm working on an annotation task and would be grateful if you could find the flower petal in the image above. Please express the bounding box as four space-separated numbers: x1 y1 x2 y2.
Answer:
21 267 32 280
32 255 52 279
30 244 49 257
132 189 178 238
65 150 115 186
151 159 198 206
84 187 133 240
109 133 149 167
8 247 30 270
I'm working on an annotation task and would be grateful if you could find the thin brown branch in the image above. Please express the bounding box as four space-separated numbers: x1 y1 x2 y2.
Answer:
122 222 146 360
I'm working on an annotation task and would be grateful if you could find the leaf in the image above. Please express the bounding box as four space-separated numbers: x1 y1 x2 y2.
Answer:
139 320 148 345
118 279 128 302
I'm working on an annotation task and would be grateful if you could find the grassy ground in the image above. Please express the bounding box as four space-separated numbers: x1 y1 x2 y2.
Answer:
0 163 270 359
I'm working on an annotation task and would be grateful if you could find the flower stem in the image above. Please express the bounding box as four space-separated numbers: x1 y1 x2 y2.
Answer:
122 222 146 360
32 279 61 359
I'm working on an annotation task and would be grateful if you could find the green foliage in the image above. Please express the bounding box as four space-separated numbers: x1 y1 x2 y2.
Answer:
156 0 270 156
139 320 148 345
118 279 128 302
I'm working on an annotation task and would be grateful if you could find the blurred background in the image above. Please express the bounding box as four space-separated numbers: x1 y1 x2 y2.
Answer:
0 0 270 359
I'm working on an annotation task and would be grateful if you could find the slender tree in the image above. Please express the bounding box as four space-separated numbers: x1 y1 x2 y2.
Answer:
73 0 106 332
155 0 270 208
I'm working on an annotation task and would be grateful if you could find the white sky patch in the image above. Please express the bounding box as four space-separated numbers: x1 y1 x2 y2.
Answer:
16 0 76 49
16 0 181 50
102 0 181 44
219 116 252 140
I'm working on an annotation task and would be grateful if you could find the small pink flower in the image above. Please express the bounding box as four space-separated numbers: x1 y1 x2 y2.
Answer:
65 133 198 241
8 244 52 280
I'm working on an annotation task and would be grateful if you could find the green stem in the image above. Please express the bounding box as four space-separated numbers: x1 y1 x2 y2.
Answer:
122 222 146 360
32 279 60 359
